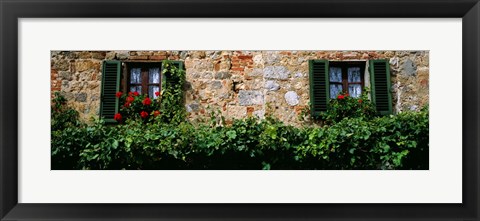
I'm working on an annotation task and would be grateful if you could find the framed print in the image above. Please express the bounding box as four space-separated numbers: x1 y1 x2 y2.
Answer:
1 0 479 220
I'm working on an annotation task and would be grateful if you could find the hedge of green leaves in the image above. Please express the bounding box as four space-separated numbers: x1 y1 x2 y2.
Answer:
51 102 428 170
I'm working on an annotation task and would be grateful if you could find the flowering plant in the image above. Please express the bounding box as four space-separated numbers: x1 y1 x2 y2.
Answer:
114 91 162 123
321 88 376 125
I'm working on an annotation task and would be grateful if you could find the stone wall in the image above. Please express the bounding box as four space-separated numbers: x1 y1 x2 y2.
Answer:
51 50 429 126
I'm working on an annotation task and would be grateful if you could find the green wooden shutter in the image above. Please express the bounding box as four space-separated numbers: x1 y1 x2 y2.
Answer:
369 59 393 115
309 60 329 117
100 60 121 123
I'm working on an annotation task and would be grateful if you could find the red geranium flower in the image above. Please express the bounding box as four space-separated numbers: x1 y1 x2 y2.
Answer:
115 91 123 98
155 91 160 97
358 99 363 103
337 95 345 99
153 110 161 117
126 96 134 103
114 113 122 121
140 111 149 119
128 92 133 96
142 97 152 106
123 102 131 108
133 91 140 96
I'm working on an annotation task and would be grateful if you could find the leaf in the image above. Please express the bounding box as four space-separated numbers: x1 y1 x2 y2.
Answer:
125 137 133 148
112 140 119 149
262 162 271 170
226 130 237 140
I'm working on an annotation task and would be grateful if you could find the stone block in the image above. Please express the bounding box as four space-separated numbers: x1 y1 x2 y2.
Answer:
186 103 200 112
75 92 87 102
105 52 116 60
53 60 70 71
248 68 264 77
265 80 280 91
116 51 129 60
264 66 290 80
238 90 264 106
75 60 96 72
78 51 92 59
215 71 231 79
211 81 223 89
92 52 106 59
285 91 299 106
402 58 417 76
265 52 280 65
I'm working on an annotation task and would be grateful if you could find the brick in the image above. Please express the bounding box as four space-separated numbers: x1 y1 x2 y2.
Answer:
150 55 167 60
238 55 253 60
247 106 254 116
129 55 148 60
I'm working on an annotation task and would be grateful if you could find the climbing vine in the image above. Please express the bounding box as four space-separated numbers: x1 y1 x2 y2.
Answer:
159 60 187 124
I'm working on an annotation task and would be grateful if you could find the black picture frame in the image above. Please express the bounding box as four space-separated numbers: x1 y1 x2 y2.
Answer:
1 0 478 220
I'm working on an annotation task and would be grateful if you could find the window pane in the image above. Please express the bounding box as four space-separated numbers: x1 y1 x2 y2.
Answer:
348 67 361 82
348 84 362 98
130 68 141 84
329 67 342 83
330 84 343 99
149 86 160 99
130 86 142 94
149 68 160 83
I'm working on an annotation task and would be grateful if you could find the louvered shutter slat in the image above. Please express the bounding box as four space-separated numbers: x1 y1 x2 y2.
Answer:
309 60 329 117
369 60 393 115
100 60 121 123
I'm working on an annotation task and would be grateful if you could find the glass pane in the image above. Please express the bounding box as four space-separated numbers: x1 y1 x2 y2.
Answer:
130 68 141 84
130 86 142 94
348 84 362 98
348 67 361 82
149 86 160 99
329 67 342 83
330 84 343 99
149 68 160 83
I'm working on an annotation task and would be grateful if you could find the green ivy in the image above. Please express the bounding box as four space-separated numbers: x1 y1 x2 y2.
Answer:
159 60 187 124
51 106 429 170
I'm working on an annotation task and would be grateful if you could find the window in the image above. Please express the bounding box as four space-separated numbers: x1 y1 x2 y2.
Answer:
328 61 365 99
100 60 183 123
309 59 392 118
126 63 162 99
